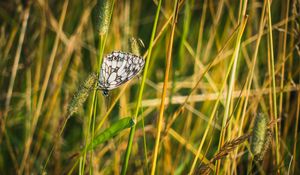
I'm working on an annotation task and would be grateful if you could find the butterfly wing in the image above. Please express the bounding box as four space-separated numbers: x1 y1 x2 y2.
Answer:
98 51 145 90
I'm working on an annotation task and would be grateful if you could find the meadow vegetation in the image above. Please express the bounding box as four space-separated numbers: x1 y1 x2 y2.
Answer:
0 0 299 174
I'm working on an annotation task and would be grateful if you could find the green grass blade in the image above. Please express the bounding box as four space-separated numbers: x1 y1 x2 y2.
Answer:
121 0 163 174
87 117 135 151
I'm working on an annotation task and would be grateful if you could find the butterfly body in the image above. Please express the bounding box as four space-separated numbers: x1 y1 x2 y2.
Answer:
98 51 145 95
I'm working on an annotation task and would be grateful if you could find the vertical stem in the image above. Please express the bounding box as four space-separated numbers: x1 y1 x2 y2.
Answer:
267 0 280 171
279 0 289 128
151 1 179 174
4 5 30 118
216 15 248 174
19 1 68 173
292 91 300 174
80 0 115 172
80 89 97 175
121 0 162 174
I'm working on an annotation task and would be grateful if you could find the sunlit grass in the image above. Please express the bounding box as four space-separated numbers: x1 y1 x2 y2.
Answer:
0 0 299 174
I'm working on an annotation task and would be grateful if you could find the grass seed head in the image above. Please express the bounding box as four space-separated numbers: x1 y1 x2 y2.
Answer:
195 164 212 175
251 113 269 157
67 73 98 116
254 129 272 161
129 37 144 56
213 133 251 161
95 0 114 35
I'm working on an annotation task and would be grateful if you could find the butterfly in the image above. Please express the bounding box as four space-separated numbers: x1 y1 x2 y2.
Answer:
98 51 145 96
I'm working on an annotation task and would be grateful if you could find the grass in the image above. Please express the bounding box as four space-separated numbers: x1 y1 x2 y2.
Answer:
0 0 300 174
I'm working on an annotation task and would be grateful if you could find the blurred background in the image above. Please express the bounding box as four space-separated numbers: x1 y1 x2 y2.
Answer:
0 0 299 174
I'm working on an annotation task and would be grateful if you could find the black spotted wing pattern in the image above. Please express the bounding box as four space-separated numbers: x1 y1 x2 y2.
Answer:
98 51 145 90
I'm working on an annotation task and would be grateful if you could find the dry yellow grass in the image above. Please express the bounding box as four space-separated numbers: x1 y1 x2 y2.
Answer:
0 0 299 174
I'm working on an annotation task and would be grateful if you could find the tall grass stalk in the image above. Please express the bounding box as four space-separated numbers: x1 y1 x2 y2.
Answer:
18 1 69 174
188 25 242 174
159 21 241 174
121 0 162 174
278 0 290 126
162 20 241 174
151 1 179 174
1 3 31 172
129 37 150 173
187 0 208 173
267 0 280 170
216 14 248 174
3 4 30 119
234 0 267 169
292 92 300 173
80 0 114 174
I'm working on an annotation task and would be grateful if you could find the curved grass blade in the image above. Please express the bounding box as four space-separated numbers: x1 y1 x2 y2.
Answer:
87 117 135 151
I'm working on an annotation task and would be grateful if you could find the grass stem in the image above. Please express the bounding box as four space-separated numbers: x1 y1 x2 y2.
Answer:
121 0 162 174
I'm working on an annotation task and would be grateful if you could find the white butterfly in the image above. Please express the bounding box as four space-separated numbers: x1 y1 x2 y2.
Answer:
98 51 145 96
